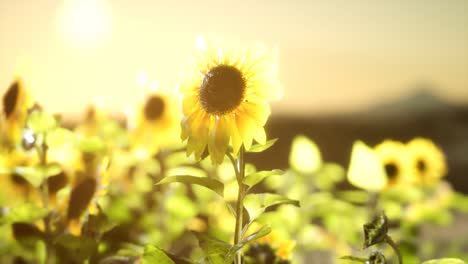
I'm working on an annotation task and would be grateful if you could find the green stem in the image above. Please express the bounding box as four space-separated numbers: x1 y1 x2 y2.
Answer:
37 138 51 264
233 146 245 264
385 235 403 264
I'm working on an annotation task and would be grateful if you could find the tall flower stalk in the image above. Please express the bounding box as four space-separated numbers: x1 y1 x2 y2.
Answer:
233 147 245 264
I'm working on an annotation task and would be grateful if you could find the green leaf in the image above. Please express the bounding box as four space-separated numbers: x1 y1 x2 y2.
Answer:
0 203 48 225
289 135 322 174
450 193 468 213
247 138 278 153
314 162 345 190
13 164 62 187
27 111 57 133
142 245 175 264
339 256 368 263
421 259 466 264
54 234 97 262
78 136 106 153
337 190 370 204
244 193 300 220
243 169 283 188
194 233 231 264
363 212 388 248
228 225 272 260
156 175 224 197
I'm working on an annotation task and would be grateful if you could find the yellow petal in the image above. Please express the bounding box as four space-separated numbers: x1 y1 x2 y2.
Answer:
208 116 229 164
347 141 387 192
183 94 199 116
241 100 271 126
236 113 257 151
228 115 242 156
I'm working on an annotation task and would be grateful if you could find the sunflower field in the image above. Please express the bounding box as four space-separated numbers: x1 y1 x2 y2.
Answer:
1 38 467 264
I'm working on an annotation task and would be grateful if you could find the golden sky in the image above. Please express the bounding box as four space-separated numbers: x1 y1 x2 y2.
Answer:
1 0 467 116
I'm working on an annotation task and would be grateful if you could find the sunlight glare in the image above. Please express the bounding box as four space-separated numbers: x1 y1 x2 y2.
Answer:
58 0 112 48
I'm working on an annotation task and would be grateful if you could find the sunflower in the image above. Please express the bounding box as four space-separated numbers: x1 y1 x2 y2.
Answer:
128 92 181 156
0 148 39 206
406 138 447 186
374 140 414 188
1 78 34 148
180 37 282 164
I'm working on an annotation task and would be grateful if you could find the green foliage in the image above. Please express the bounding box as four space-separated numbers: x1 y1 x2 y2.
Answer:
12 164 62 187
244 193 300 220
247 138 278 153
243 169 283 189
54 234 97 263
421 259 466 264
363 212 388 248
0 203 47 225
157 175 224 196
26 111 57 134
142 245 176 264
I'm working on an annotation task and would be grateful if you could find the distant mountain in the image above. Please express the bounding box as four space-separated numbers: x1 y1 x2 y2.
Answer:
361 86 467 119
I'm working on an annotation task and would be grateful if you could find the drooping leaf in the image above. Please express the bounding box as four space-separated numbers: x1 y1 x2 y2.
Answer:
421 259 466 264
244 193 300 220
363 212 388 248
0 203 48 225
142 245 175 264
247 138 278 153
347 141 387 192
243 170 283 188
156 175 224 197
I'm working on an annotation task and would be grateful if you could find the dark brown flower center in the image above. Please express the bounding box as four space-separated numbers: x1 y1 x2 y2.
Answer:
384 162 399 182
3 81 19 118
416 158 427 173
199 65 245 114
144 95 165 121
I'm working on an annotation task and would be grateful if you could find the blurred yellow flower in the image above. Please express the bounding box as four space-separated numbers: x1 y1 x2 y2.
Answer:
407 138 447 186
128 93 180 155
1 79 34 148
180 37 282 164
0 148 39 205
245 226 296 261
374 140 414 188
347 141 387 192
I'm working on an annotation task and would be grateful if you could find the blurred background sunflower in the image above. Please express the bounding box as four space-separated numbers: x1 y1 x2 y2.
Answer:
374 140 414 188
127 91 180 157
406 138 447 187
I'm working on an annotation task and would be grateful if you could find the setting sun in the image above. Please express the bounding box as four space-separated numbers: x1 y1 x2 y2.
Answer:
57 0 112 48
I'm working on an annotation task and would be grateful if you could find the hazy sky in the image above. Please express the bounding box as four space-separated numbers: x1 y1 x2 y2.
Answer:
1 0 467 116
